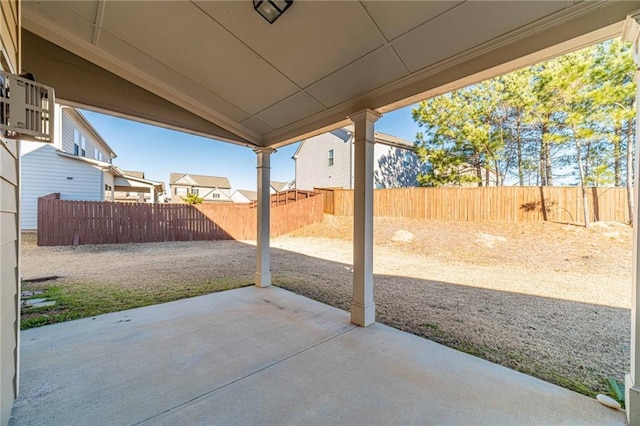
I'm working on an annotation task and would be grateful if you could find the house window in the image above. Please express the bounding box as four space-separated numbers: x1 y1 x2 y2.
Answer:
212 193 220 199
176 187 187 196
104 185 113 201
73 129 80 155
328 149 334 166
191 188 199 195
73 129 86 157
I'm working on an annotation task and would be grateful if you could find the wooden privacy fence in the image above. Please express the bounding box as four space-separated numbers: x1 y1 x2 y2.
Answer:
248 189 315 208
322 186 630 224
37 191 323 246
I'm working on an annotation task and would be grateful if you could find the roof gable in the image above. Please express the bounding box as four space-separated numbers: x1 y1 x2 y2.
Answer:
170 172 231 188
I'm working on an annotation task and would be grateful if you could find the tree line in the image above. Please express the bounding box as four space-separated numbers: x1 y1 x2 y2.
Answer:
411 39 636 225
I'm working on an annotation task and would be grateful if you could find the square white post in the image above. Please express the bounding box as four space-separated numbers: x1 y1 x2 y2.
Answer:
625 14 640 426
254 147 274 287
349 109 380 326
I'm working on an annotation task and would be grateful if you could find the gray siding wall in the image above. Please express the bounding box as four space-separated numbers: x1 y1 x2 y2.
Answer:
60 109 110 162
295 129 352 190
373 144 420 188
1 1 21 422
295 129 421 190
21 143 104 230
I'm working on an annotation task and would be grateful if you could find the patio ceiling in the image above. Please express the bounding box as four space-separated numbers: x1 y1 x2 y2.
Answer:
21 1 640 148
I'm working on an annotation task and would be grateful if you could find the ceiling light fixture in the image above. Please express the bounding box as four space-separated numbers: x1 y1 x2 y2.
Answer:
253 0 293 24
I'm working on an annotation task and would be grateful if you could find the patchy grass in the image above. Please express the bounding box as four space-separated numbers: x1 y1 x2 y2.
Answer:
21 277 251 329
21 218 632 400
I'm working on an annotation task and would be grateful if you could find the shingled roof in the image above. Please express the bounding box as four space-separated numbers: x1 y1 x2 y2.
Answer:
270 181 289 192
170 173 231 189
123 170 145 179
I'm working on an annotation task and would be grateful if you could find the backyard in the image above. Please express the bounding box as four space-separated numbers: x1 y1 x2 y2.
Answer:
20 216 632 399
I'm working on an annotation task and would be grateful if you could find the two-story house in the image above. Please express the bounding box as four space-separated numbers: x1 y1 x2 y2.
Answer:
21 105 165 230
169 173 232 203
292 126 422 190
20 105 119 230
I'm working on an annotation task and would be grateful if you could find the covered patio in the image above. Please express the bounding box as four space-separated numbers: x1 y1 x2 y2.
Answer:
4 1 640 425
11 286 626 425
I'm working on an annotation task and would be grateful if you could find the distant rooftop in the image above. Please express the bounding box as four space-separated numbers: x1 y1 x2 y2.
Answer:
170 173 231 189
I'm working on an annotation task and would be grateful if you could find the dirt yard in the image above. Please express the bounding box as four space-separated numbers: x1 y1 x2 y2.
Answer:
21 216 632 397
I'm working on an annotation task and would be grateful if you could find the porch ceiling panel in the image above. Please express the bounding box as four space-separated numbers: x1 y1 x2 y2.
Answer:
360 1 465 42
20 1 640 149
21 30 252 146
391 0 573 73
98 1 298 115
95 30 251 124
26 0 96 43
194 1 387 89
254 92 324 130
306 46 409 108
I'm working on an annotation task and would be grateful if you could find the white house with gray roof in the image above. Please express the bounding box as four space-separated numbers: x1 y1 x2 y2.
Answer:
21 105 119 230
292 127 422 191
169 173 232 203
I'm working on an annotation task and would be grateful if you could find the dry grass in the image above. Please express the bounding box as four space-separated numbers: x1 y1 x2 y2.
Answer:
290 215 632 275
20 217 633 399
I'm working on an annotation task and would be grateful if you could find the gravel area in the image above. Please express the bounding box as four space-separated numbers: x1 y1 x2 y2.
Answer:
21 217 632 396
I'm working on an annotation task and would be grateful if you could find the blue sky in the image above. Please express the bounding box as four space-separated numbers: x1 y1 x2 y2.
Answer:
80 105 421 193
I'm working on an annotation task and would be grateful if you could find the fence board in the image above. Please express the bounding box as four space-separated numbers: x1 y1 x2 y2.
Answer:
37 191 323 246
324 186 629 224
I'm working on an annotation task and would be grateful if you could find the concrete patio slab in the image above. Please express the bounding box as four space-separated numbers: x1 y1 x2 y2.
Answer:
11 286 626 425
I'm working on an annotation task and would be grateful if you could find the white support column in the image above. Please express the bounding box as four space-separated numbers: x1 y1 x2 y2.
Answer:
254 147 274 288
349 109 381 326
624 14 640 426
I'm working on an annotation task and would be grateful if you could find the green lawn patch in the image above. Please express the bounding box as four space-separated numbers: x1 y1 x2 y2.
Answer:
21 278 251 330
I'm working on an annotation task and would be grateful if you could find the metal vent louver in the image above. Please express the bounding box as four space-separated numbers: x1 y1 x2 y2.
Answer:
0 71 54 142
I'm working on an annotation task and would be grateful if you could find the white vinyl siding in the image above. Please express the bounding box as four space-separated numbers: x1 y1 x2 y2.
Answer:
0 9 20 423
20 143 105 229
61 110 110 162
295 129 352 190
200 187 231 202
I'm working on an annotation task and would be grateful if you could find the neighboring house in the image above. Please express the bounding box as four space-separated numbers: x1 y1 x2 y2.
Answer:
230 189 257 203
169 173 232 203
21 105 165 230
292 126 422 190
270 180 294 192
231 181 294 203
112 170 166 203
20 105 118 230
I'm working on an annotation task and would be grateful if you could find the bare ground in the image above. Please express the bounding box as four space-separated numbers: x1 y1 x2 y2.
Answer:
20 216 632 397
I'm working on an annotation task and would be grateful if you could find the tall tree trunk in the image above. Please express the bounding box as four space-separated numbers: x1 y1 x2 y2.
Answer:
575 140 590 227
614 125 622 186
540 122 552 186
545 142 553 186
516 114 524 186
540 127 547 186
627 118 634 225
